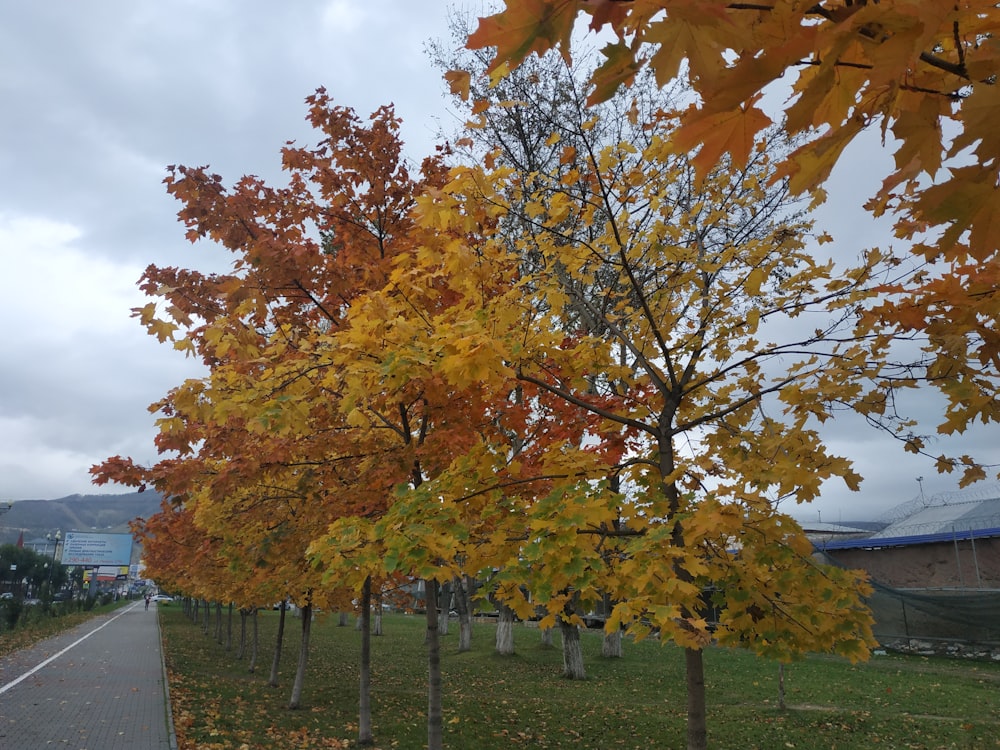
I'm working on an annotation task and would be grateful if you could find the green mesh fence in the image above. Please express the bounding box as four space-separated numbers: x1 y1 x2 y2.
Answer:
816 549 1000 646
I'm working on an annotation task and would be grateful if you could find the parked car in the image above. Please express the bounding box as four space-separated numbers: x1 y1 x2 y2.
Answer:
0 592 14 601
150 594 173 603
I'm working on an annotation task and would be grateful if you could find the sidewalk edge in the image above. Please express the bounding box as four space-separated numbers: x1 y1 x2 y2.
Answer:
155 609 179 750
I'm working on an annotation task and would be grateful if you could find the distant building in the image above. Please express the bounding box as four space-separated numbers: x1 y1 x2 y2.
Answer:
811 490 1000 648
799 521 872 545
816 495 1000 589
24 537 60 558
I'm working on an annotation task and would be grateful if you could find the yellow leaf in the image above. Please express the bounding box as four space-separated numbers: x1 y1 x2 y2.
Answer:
744 267 767 296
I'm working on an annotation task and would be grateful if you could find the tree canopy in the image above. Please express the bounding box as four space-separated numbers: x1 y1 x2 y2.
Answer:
85 7 1000 745
466 0 1000 486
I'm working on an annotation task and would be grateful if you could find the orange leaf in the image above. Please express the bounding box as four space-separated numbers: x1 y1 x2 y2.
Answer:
675 98 773 179
444 69 471 101
467 0 578 71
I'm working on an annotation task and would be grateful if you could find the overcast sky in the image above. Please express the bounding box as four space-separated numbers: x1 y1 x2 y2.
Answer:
1 2 995 521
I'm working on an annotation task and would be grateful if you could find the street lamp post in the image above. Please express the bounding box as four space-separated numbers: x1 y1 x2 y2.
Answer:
46 531 61 590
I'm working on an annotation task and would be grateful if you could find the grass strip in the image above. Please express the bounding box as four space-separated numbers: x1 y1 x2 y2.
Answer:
161 608 1000 749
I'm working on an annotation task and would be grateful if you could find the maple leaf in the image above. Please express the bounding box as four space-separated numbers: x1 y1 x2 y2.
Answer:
643 4 732 90
588 41 642 104
674 97 773 178
778 114 867 197
444 69 471 101
467 0 578 71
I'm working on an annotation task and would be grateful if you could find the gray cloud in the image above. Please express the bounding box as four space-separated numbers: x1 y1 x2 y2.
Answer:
0 1 455 500
0 2 993 520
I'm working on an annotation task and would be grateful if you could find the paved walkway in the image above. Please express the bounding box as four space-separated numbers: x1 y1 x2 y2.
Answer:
0 601 176 749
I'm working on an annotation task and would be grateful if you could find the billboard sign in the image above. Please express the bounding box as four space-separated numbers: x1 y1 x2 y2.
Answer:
60 532 133 566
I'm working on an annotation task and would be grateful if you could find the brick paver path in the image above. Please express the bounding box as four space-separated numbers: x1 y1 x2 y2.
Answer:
0 600 176 749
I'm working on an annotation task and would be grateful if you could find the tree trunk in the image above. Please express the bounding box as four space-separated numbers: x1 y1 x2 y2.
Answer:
495 602 515 655
457 613 472 652
602 627 623 658
339 611 350 627
778 662 786 710
269 601 287 687
202 600 210 635
600 591 622 657
215 602 223 644
540 625 554 648
358 576 374 746
237 609 247 659
373 605 383 637
249 608 259 674
425 579 443 750
438 579 451 636
226 602 234 651
454 576 473 652
288 603 312 710
560 619 586 680
685 648 707 750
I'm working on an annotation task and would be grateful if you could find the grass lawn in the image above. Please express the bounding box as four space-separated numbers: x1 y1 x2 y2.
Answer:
161 607 1000 749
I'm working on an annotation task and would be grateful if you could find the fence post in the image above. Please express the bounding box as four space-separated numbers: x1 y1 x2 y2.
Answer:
952 526 965 587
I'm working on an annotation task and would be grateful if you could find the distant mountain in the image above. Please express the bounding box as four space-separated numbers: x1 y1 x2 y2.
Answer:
0 491 164 546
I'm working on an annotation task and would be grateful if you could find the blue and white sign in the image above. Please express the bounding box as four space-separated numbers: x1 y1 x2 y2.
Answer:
60 532 133 566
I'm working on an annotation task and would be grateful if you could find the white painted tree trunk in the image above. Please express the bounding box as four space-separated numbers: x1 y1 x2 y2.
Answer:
288 603 312 709
438 579 451 636
602 627 623 658
560 619 586 680
495 603 515 655
454 576 473 652
540 625 554 647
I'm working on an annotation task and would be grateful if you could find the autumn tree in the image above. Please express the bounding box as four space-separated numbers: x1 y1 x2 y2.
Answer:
374 87 914 746
98 355 355 707
91 88 547 749
432 9 684 669
94 92 455 736
308 259 535 747
467 0 1000 486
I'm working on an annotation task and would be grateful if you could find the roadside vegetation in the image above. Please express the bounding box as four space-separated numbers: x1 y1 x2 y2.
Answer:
0 596 130 659
161 608 1000 750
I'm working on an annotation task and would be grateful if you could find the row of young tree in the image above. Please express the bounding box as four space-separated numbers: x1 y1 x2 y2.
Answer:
93 7 999 749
